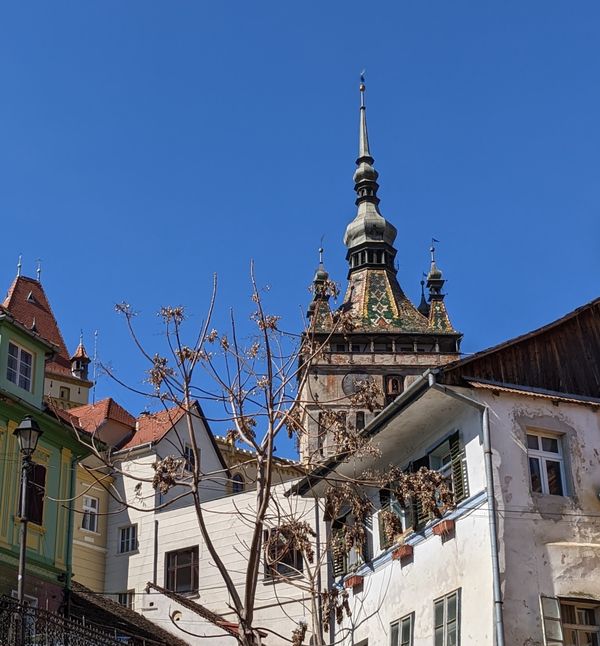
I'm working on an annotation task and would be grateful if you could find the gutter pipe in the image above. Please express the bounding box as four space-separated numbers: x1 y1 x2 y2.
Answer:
430 378 505 646
65 454 78 618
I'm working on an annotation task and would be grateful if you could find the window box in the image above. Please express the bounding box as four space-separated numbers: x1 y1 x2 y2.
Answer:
432 519 455 538
344 575 363 589
392 544 413 561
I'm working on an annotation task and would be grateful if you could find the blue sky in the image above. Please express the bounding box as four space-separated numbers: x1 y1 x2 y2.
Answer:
1 3 599 456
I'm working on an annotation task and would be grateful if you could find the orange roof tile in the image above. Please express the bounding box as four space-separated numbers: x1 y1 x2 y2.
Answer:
120 406 188 449
3 275 74 377
70 398 137 435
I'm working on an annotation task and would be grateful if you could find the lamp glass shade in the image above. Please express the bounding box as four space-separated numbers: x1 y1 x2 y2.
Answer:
13 416 43 456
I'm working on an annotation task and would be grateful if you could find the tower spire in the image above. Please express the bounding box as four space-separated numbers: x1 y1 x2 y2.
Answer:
358 73 371 161
343 76 398 276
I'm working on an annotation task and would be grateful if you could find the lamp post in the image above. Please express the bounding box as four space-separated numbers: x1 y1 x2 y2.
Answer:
13 416 43 607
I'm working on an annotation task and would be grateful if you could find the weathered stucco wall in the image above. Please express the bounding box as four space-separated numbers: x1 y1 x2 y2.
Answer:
482 391 600 646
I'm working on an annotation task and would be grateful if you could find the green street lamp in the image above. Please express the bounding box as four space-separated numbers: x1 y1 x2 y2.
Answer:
13 416 43 613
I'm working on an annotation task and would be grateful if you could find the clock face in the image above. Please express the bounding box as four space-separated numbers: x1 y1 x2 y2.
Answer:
342 372 370 396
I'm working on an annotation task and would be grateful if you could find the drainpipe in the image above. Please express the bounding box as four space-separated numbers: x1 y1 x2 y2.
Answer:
482 407 505 646
429 378 505 646
65 455 78 618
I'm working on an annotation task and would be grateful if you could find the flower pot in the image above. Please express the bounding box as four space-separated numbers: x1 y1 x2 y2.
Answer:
392 544 413 560
432 519 455 537
344 575 363 589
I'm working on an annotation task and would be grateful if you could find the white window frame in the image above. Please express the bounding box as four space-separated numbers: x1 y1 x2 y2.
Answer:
390 612 414 646
117 590 135 610
81 495 99 533
434 589 460 646
119 524 138 554
7 341 33 392
527 430 567 496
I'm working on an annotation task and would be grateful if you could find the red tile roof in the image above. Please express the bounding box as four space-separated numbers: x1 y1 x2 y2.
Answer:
3 275 73 377
120 405 187 449
70 398 137 435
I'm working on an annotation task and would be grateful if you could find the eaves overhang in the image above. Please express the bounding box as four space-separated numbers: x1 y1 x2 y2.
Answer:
286 369 478 496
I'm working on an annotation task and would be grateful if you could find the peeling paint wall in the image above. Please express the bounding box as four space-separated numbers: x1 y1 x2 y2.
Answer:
481 391 600 646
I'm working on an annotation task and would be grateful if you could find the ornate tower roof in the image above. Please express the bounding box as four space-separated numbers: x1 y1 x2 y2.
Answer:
339 79 430 333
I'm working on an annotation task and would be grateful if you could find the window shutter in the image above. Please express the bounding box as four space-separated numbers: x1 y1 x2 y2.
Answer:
409 457 431 528
331 527 346 577
362 515 372 563
540 596 564 645
449 432 469 503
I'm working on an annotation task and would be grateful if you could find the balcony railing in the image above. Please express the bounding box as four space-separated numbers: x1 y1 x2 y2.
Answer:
0 596 124 646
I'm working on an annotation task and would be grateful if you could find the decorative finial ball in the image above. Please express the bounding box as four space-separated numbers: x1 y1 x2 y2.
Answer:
359 83 365 92
319 247 324 254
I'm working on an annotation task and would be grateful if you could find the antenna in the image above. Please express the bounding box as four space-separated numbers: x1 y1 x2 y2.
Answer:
92 330 99 405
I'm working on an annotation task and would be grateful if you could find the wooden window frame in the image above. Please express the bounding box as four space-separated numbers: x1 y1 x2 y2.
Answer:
165 546 199 594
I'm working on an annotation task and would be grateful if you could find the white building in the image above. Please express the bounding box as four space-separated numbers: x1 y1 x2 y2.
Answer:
103 401 320 645
292 297 600 646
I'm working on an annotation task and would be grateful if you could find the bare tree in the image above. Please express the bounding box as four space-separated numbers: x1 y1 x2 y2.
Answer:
66 268 456 646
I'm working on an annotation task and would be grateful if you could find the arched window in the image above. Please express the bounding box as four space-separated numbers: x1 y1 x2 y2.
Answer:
232 473 245 494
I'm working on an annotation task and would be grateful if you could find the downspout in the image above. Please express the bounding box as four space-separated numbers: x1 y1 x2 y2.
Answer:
65 455 78 618
153 519 159 585
430 377 506 646
482 406 506 646
313 499 323 642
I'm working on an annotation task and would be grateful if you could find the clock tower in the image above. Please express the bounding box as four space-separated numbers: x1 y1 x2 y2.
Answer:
298 80 462 464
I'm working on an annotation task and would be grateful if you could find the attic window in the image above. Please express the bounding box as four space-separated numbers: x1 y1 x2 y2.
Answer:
26 291 36 304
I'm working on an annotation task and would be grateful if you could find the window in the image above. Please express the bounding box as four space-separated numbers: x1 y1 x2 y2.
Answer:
183 444 195 472
264 529 304 580
331 514 371 576
165 547 198 593
385 375 404 405
378 489 413 549
434 590 460 646
59 386 70 400
232 473 245 494
527 432 566 496
117 591 135 610
391 613 414 646
356 411 365 431
119 525 138 553
82 496 99 533
7 342 33 391
541 596 600 645
398 432 469 529
25 464 46 525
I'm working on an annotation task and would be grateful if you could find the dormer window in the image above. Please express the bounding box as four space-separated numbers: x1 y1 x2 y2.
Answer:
7 342 33 392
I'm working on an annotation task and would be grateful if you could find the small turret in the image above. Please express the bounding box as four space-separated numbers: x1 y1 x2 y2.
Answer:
307 248 333 328
417 278 430 317
71 333 91 381
426 241 456 333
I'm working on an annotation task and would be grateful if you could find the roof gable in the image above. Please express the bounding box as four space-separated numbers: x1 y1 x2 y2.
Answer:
3 276 73 377
442 297 600 398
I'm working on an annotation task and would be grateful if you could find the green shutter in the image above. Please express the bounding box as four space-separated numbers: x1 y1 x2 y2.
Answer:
332 527 347 577
410 457 431 528
449 431 469 503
